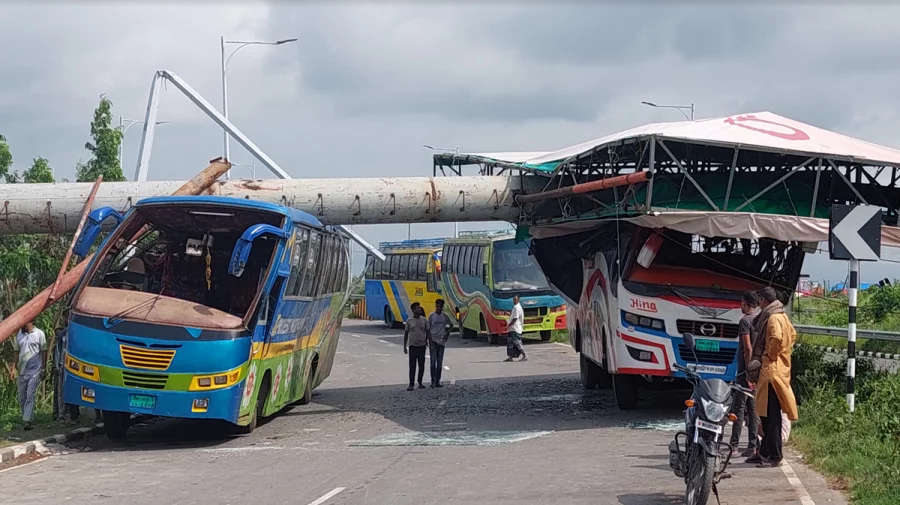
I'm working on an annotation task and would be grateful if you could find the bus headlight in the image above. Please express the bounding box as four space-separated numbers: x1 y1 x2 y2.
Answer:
622 311 665 332
190 366 244 391
551 305 566 312
65 354 100 382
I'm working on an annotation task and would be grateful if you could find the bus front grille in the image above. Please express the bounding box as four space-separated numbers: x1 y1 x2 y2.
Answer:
120 345 176 371
523 307 548 318
676 320 739 339
677 344 737 365
121 371 169 390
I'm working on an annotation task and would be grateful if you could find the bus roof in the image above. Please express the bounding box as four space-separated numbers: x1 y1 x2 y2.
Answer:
379 238 445 253
136 195 331 230
445 230 518 244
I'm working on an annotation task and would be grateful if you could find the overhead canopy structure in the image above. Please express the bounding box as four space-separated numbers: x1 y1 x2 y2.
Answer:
434 111 900 247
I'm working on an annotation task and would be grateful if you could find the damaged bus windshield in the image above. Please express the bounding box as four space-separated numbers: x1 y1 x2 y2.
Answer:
73 201 283 330
623 228 806 301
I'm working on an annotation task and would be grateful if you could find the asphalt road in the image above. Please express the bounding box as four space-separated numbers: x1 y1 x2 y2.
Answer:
2 321 846 505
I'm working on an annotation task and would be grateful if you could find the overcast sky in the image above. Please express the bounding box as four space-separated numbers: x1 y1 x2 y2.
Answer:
1 2 898 282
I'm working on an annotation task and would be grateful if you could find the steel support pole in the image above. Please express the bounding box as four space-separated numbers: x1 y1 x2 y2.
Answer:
221 36 231 178
847 259 859 413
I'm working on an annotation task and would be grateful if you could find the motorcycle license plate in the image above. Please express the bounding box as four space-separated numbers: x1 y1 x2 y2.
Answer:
696 418 722 434
686 364 727 375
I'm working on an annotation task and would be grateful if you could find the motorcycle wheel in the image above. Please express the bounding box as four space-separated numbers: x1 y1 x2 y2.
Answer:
685 445 715 505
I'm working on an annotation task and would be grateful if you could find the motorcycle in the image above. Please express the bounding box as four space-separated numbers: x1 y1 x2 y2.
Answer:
667 332 758 505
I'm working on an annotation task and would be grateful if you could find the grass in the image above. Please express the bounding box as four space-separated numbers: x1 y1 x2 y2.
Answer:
550 329 569 344
0 410 97 448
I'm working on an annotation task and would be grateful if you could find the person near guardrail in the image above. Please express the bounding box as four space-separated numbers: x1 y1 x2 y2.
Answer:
10 320 47 430
730 291 760 458
747 287 799 467
404 302 428 391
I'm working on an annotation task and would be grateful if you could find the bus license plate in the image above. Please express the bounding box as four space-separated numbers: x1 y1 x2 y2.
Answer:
129 394 156 410
696 419 722 434
695 339 720 352
686 364 727 375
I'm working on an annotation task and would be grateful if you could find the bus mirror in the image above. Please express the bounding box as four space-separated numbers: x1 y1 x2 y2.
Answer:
482 265 487 284
73 206 124 257
682 332 696 350
228 223 288 278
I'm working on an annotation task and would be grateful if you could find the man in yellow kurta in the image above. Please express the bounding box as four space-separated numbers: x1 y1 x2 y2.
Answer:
748 286 799 467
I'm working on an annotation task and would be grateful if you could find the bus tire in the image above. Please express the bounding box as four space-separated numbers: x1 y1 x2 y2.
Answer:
102 411 130 440
299 358 318 406
580 354 600 390
540 330 552 342
462 327 478 340
613 374 639 410
487 333 500 345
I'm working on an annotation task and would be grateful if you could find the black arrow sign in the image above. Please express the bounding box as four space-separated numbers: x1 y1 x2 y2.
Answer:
829 204 882 261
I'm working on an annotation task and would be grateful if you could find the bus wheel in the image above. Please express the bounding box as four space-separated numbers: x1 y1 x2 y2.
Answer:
487 333 500 345
299 359 318 406
580 354 600 390
102 411 131 440
540 330 552 342
462 327 477 339
613 374 639 410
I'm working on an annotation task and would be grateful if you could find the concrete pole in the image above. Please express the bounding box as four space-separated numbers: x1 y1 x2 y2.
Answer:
0 176 541 235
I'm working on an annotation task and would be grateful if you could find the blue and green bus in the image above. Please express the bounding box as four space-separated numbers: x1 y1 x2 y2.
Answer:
63 196 349 438
441 231 566 344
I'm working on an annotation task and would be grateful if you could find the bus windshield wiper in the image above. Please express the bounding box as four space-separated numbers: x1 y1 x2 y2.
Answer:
661 284 724 319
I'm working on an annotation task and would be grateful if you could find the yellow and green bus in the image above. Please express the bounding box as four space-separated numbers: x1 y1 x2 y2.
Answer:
364 239 455 328
441 231 566 344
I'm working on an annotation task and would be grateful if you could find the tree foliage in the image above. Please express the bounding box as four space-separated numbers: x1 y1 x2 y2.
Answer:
0 134 13 184
76 94 124 183
23 157 54 184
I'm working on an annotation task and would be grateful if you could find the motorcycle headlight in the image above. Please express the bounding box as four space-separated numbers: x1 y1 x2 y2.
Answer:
701 398 727 423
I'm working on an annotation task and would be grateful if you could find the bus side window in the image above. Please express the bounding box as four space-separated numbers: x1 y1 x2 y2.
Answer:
417 254 428 282
319 235 334 296
365 254 375 279
286 229 310 297
398 254 409 281
340 239 349 290
460 246 470 276
470 246 480 278
300 231 322 297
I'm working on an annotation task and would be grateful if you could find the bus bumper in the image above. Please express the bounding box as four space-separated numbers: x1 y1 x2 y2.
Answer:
64 373 243 424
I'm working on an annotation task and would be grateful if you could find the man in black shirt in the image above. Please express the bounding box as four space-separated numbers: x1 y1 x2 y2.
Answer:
730 290 760 457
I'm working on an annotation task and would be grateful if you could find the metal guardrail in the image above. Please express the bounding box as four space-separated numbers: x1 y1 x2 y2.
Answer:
794 324 900 342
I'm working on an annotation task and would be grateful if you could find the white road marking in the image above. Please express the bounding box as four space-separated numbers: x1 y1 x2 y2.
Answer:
307 487 346 505
450 379 456 385
781 460 816 505
379 339 392 345
352 334 361 338
438 399 447 407
443 365 450 370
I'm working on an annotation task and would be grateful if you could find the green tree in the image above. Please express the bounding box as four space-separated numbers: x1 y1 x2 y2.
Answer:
0 134 13 184
23 157 54 183
76 95 124 182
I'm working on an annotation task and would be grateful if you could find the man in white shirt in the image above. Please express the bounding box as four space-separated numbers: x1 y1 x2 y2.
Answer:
504 295 527 362
11 320 48 430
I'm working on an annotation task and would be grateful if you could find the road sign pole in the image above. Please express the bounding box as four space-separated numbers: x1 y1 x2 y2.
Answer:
847 259 859 413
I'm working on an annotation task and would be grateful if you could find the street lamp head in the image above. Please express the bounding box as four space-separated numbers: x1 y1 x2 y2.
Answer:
276 38 298 45
422 144 435 150
641 101 658 107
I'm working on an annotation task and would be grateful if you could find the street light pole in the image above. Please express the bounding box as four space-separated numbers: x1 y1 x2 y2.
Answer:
220 36 297 179
641 101 695 121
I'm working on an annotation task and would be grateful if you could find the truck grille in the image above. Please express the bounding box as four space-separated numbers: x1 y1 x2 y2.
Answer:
677 344 737 365
121 371 168 390
120 345 175 371
676 320 739 340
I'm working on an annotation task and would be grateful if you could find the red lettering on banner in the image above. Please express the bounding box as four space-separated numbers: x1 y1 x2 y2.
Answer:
724 114 810 141
630 298 658 313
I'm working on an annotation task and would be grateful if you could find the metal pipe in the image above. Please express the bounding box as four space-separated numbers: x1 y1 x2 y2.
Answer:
0 159 232 346
48 176 103 302
514 171 651 204
0 175 542 234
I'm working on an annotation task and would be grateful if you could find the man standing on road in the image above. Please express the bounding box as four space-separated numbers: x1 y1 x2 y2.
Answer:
11 320 48 430
427 299 452 388
730 291 759 457
404 303 428 391
747 287 799 467
504 295 527 362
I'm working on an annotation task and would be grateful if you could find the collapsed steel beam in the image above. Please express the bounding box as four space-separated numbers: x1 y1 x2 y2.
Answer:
515 171 651 204
0 176 544 235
